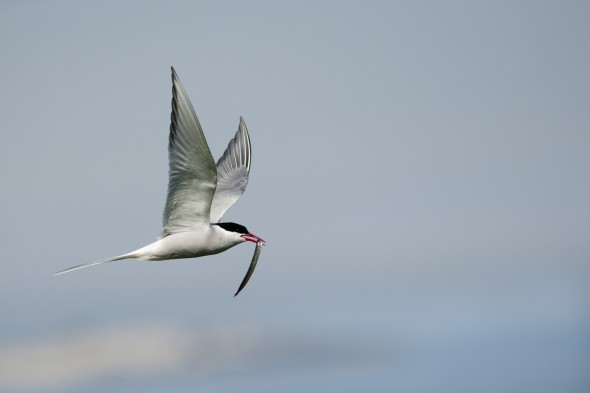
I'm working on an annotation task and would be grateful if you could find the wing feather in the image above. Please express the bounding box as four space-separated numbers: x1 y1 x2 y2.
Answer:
209 117 252 223
160 68 217 237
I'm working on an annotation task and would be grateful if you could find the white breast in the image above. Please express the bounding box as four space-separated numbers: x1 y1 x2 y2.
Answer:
131 225 243 261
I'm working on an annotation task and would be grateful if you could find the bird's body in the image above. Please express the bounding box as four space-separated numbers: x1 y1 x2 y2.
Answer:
56 68 265 296
133 226 244 261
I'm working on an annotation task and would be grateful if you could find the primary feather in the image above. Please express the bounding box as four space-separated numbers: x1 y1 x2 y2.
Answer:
210 117 252 223
160 67 218 238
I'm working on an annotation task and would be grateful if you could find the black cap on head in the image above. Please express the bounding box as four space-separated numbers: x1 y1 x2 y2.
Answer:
216 222 249 234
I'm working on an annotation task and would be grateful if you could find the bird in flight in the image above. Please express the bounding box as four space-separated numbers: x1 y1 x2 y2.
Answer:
56 67 265 296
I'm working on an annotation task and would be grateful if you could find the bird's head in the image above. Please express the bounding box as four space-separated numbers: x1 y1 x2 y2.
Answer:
216 222 265 244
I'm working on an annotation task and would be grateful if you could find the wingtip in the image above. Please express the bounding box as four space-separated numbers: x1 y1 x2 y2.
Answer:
238 117 248 132
239 116 249 129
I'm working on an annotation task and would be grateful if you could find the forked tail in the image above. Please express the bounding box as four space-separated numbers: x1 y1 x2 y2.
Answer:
54 253 135 276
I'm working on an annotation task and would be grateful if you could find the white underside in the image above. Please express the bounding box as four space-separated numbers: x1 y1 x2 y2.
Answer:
130 225 244 261
54 225 246 276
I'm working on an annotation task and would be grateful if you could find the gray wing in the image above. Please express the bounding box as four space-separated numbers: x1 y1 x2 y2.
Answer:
160 67 217 238
209 117 251 223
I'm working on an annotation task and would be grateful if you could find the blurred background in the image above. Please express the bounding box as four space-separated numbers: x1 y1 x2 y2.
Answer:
1 1 589 392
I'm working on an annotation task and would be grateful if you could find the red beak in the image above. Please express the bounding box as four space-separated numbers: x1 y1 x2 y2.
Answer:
241 233 265 244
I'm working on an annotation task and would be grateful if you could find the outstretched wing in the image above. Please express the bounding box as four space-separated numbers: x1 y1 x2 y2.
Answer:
160 67 217 238
209 117 252 223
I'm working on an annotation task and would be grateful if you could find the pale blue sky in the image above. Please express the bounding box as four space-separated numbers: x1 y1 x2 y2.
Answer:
1 1 589 392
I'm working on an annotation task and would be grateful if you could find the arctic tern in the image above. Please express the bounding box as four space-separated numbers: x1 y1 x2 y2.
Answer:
56 67 265 296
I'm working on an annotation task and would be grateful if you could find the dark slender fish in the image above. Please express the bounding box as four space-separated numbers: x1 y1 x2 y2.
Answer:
234 240 265 297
